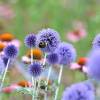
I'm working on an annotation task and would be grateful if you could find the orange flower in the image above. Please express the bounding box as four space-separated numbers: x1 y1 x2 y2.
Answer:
0 33 15 41
17 80 31 87
0 42 5 51
27 48 43 60
77 57 88 66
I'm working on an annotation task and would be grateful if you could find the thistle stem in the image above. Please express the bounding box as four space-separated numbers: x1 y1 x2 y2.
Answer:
54 65 63 100
36 77 41 98
0 59 10 91
31 48 33 64
31 48 35 100
46 66 52 90
32 76 35 100
43 53 47 66
44 66 52 100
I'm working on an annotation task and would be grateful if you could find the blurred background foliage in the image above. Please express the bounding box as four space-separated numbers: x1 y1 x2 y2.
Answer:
0 0 100 57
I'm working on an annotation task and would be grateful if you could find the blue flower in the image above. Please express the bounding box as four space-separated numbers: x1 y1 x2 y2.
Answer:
56 42 76 65
28 61 42 77
24 33 36 48
0 57 5 74
83 81 95 91
37 28 60 52
87 49 100 80
92 34 100 49
62 82 95 100
4 45 18 59
47 53 59 64
2 56 9 66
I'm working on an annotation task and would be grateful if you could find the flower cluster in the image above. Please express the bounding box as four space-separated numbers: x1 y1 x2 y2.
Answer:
2 28 100 100
62 82 95 100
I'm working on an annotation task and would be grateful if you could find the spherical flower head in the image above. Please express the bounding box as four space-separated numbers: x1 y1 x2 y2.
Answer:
92 34 100 49
4 44 18 59
56 42 76 65
0 57 5 74
87 49 100 80
47 52 59 64
62 82 95 100
83 81 95 92
28 61 42 77
24 33 36 48
37 28 60 52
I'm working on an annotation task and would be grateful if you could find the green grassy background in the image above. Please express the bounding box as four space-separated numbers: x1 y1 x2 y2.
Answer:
0 0 100 57
0 0 100 99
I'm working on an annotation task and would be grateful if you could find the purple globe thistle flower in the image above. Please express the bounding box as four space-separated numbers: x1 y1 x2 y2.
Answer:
4 44 18 59
46 52 59 64
83 81 95 91
37 28 60 52
62 82 95 100
24 33 36 48
56 42 76 65
28 61 42 77
86 49 100 80
0 57 5 74
1 56 13 68
92 34 100 49
2 56 9 66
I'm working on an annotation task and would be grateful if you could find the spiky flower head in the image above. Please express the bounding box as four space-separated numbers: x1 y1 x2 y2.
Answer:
56 42 76 65
62 82 95 100
47 52 59 64
92 34 100 49
87 49 100 80
28 61 42 77
24 33 36 48
37 28 60 52
4 44 18 59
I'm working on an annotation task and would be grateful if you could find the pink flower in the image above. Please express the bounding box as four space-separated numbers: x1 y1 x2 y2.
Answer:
82 66 88 74
2 81 32 94
66 21 87 42
70 57 88 74
22 56 31 64
70 63 81 70
70 62 88 74
2 84 20 94
8 39 21 48
0 4 15 20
